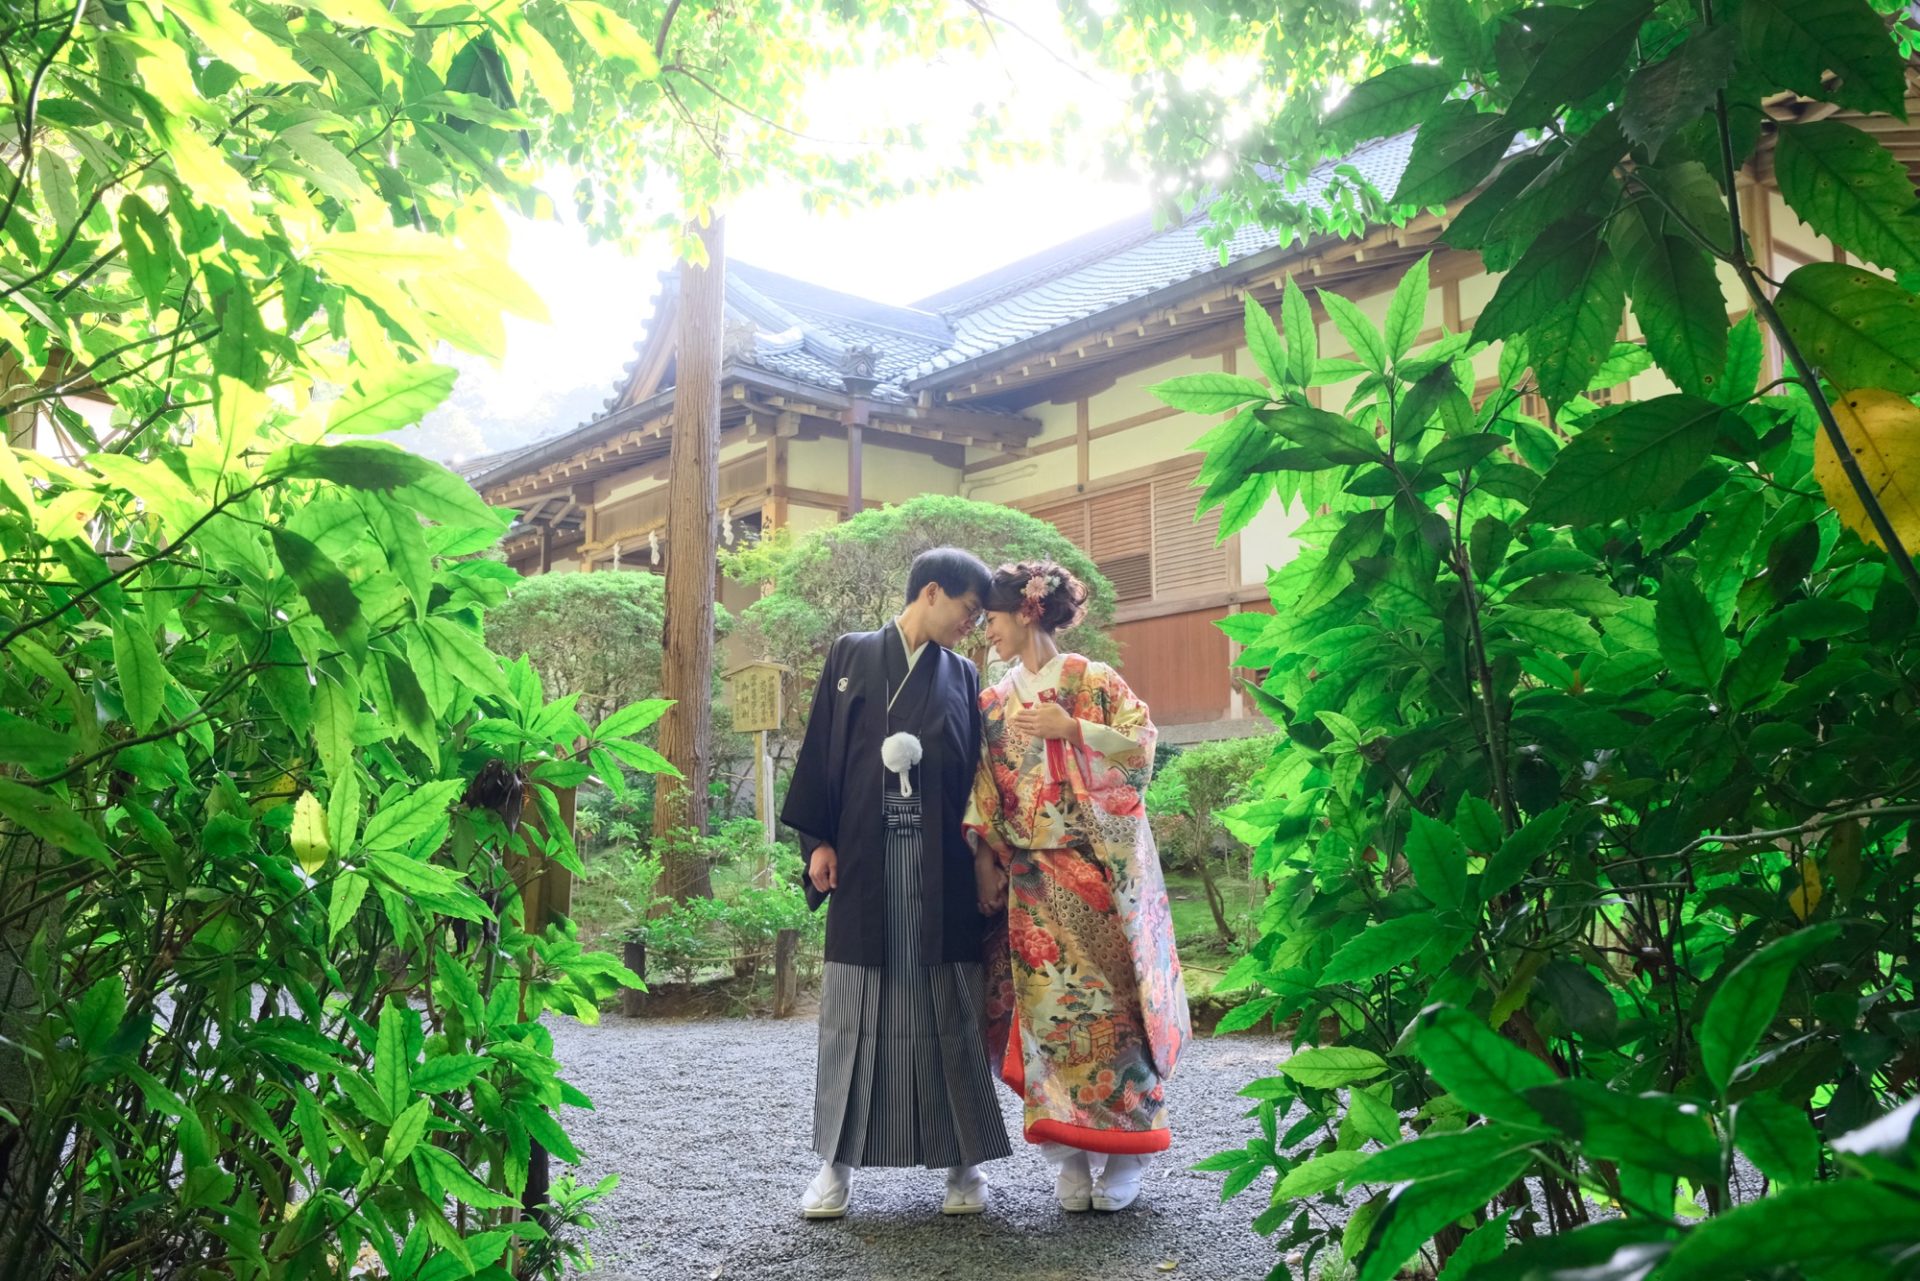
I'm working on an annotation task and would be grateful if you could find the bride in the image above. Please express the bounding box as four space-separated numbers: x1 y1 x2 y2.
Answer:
963 560 1191 1212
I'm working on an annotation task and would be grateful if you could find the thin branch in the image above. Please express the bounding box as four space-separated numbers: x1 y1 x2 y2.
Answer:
0 0 86 230
0 480 260 650
1671 803 1920 860
652 0 684 60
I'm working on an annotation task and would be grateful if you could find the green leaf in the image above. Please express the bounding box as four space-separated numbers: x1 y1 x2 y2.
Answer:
564 0 662 76
412 1053 489 1093
1473 219 1603 347
1435 1210 1514 1280
71 974 128 1054
1775 121 1920 276
1724 620 1790 709
1776 262 1920 394
1529 241 1626 410
419 617 513 703
1266 403 1384 466
1656 573 1729 689
1412 1005 1556 1122
382 1098 431 1168
1348 1084 1403 1146
1244 297 1287 389
1385 255 1432 363
1322 63 1456 149
1503 0 1655 127
1619 25 1738 157
157 0 318 83
1426 0 1489 71
1280 1046 1389 1088
1524 1080 1720 1182
1527 395 1731 525
0 778 109 864
1699 923 1842 1092
1321 290 1388 377
1503 573 1625 617
1349 1124 1542 1184
1716 313 1764 407
375 1001 411 1113
1405 811 1467 910
312 668 359 780
1733 1093 1820 1184
1275 1150 1367 1200
1625 234 1730 398
271 528 366 658
329 870 368 943
1394 101 1518 207
0 711 76 774
595 697 674 742
361 779 465 852
328 364 459 436
1354 1153 1531 1281
1149 372 1273 414
413 1144 520 1209
1737 0 1907 116
112 614 167 734
1420 432 1506 474
117 194 174 310
1659 1182 1920 1280
1321 916 1435 985
1283 274 1317 386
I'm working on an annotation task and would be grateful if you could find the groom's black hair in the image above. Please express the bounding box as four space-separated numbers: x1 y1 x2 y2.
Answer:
906 546 991 606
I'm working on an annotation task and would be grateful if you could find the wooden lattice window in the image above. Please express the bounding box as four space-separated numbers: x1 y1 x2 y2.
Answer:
1026 462 1230 607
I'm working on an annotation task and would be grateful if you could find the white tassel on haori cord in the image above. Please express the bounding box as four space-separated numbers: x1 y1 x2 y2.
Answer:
881 732 923 796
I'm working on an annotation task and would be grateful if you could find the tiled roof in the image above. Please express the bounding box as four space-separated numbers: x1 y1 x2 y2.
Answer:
472 132 1423 482
905 132 1418 381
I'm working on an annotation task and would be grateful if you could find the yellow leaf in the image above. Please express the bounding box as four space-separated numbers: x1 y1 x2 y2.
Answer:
292 792 331 874
1788 853 1822 921
1815 389 1920 554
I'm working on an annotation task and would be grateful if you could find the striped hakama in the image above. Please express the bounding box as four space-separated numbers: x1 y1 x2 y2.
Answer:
813 793 1012 1169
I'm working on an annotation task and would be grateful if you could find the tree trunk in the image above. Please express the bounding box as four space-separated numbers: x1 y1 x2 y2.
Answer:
652 216 724 902
1191 816 1237 947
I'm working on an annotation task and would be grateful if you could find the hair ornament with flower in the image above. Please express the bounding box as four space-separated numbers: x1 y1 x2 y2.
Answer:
1019 570 1062 622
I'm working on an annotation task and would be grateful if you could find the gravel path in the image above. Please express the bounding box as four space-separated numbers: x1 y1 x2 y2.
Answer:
548 1013 1295 1281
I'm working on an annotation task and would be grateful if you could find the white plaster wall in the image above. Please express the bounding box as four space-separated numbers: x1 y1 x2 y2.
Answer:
1239 498 1307 583
860 443 962 504
787 436 848 493
784 503 839 536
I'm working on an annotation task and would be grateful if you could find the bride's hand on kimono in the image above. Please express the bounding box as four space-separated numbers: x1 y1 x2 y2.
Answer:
808 842 838 893
974 851 1007 914
1012 702 1079 743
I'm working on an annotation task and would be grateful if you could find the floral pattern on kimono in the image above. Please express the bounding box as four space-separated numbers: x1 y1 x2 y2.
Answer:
963 653 1192 1154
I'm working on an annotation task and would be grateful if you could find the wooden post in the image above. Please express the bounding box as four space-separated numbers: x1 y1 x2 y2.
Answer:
773 928 800 1018
846 418 864 515
651 215 724 900
622 939 647 1018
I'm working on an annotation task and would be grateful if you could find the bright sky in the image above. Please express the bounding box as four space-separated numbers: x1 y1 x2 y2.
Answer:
412 1 1154 465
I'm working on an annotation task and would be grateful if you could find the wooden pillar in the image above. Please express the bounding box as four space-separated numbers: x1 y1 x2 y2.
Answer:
651 216 723 894
846 416 865 516
622 939 647 1018
773 929 800 1018
537 524 552 575
1076 397 1090 491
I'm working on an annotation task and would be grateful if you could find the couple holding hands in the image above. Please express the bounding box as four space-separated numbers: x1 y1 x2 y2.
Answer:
781 548 1191 1220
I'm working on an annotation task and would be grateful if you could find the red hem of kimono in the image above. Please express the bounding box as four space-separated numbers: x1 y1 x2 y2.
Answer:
1024 1119 1171 1155
1001 1025 1172 1155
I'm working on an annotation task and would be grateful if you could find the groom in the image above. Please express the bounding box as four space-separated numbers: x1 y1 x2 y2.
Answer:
781 547 1011 1218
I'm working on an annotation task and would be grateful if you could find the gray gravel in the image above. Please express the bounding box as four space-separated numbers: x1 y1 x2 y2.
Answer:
548 1013 1298 1281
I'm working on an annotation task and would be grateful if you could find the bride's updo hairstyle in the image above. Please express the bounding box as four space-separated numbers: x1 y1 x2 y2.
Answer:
986 559 1088 634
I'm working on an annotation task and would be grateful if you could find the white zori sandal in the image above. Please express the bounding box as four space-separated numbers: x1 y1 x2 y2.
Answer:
942 1164 990 1215
1092 1153 1150 1211
800 1163 851 1219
